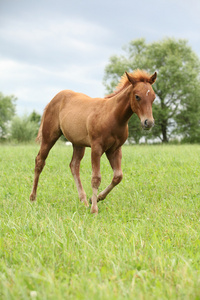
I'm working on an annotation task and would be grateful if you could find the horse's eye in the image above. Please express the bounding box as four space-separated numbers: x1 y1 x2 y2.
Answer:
135 95 140 101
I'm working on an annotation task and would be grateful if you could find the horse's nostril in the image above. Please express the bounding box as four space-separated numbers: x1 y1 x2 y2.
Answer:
144 119 148 127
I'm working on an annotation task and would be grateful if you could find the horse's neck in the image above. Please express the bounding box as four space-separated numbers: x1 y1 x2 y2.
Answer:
110 85 133 125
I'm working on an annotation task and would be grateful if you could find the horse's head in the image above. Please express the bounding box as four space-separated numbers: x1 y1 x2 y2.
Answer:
126 71 157 130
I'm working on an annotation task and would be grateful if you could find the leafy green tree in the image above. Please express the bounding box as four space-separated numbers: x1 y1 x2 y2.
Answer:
104 38 200 143
10 114 39 142
0 93 16 138
175 84 200 143
29 110 41 124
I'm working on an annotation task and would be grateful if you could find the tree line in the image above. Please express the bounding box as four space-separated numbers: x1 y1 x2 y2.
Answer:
1 38 200 143
0 93 41 142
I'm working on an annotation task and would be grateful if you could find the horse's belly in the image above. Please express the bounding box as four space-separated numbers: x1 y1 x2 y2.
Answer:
60 114 91 147
59 95 103 147
63 129 91 147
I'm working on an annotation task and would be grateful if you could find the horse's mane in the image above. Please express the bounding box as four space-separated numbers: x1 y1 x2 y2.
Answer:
105 69 152 99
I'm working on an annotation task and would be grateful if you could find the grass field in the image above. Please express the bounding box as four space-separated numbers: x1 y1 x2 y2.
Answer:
0 143 200 299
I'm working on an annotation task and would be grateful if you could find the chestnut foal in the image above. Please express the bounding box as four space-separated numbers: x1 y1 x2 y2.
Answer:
30 70 157 214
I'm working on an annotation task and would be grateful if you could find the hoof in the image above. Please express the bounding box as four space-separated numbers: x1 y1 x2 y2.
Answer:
30 194 36 201
97 193 106 202
80 198 89 208
97 196 104 203
84 200 89 208
91 207 98 215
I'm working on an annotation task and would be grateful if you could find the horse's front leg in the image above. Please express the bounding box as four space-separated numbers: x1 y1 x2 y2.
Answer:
90 146 103 214
70 145 89 207
97 147 123 202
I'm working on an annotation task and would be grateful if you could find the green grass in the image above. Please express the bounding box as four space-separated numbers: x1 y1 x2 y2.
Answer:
0 143 200 299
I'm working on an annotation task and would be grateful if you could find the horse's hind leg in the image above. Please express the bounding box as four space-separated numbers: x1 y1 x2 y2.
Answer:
69 145 89 207
30 132 61 201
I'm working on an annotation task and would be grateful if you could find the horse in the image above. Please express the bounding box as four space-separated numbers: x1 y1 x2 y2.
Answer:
30 69 157 214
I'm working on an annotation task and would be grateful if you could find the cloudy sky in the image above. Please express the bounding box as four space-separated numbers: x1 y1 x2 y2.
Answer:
0 0 200 115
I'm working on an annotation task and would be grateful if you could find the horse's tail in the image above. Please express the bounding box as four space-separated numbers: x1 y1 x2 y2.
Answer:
36 103 49 144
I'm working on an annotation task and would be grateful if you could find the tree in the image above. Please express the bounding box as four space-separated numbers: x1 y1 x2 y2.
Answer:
103 38 200 143
10 114 39 142
0 93 16 138
29 110 41 124
175 83 200 143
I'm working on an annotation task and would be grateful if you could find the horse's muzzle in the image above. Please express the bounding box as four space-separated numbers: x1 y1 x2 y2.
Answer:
142 119 155 130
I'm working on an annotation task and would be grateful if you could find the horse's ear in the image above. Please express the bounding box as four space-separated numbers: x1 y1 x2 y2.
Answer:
126 72 136 85
149 72 157 84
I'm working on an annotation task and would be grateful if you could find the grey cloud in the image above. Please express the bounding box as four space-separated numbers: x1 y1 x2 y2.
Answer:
0 0 200 115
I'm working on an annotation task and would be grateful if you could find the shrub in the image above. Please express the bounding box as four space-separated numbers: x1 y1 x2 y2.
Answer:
10 115 39 142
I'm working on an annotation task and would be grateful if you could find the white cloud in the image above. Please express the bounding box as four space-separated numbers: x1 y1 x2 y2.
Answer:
0 56 106 115
0 13 114 114
0 16 112 67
